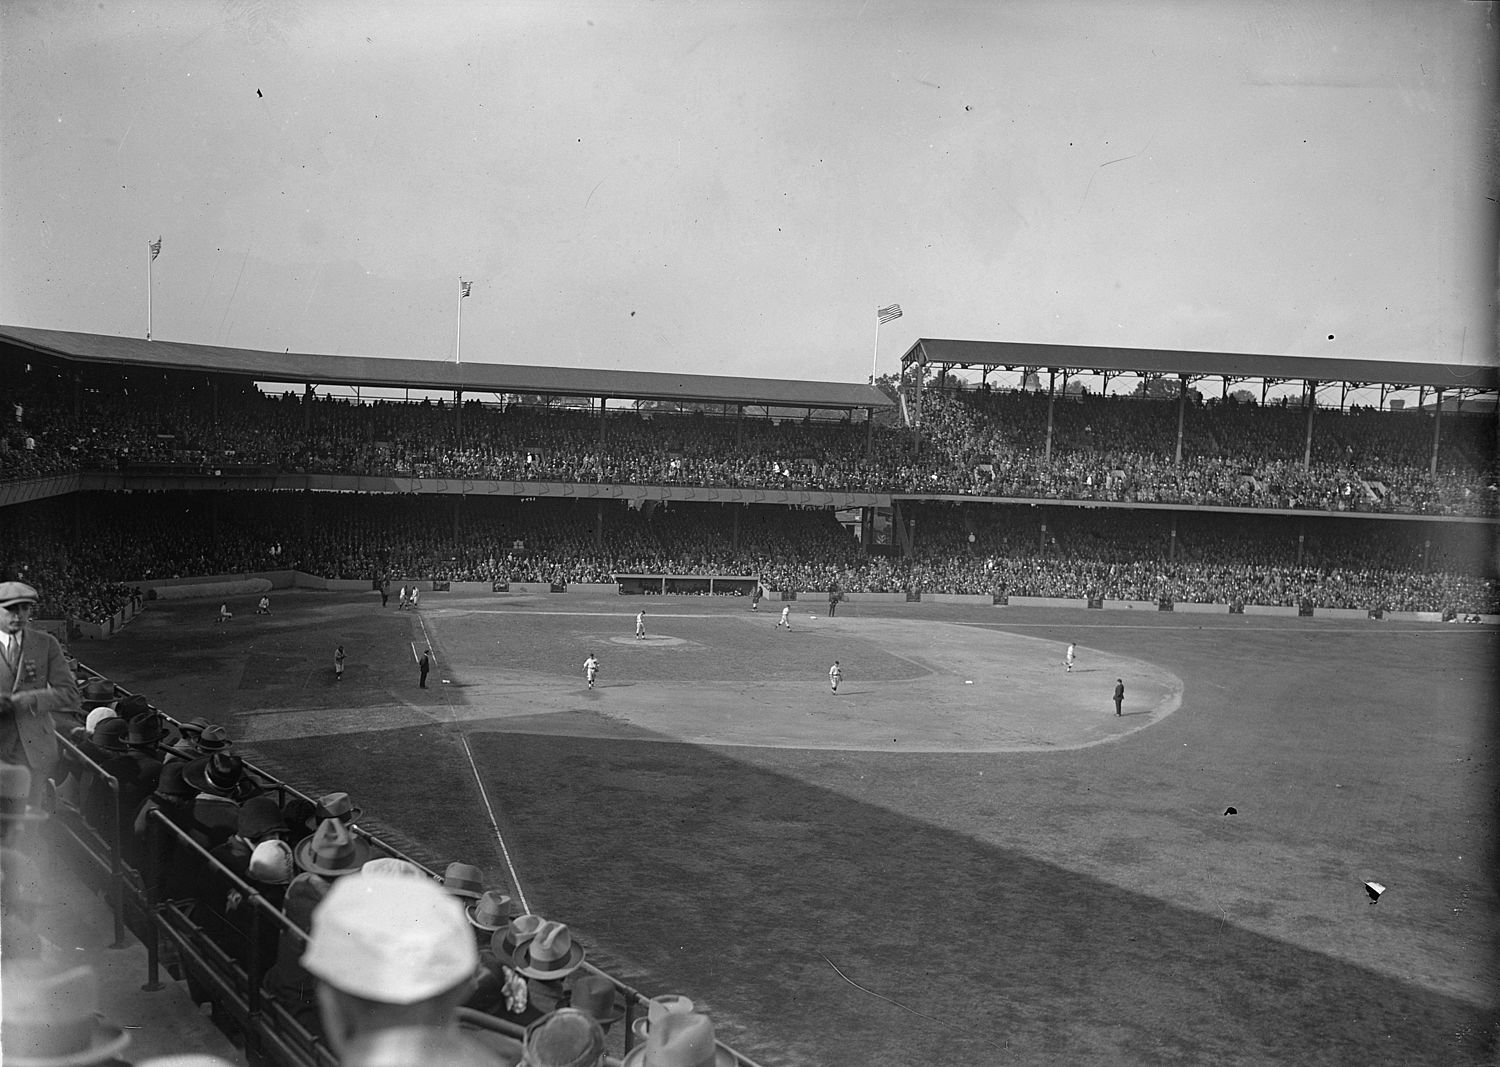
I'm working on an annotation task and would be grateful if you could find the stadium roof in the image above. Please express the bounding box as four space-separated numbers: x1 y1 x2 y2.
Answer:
901 338 1499 393
0 325 894 411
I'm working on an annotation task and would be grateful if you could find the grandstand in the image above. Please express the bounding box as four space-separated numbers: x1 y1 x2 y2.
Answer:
2 326 1496 1065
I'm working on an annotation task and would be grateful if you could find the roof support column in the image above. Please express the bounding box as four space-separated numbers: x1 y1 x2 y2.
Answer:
1044 370 1057 463
455 389 463 437
865 407 873 460
599 396 607 447
1302 380 1317 469
1430 390 1444 476
1174 374 1187 466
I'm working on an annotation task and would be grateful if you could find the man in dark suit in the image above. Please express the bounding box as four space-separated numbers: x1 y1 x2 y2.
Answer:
419 649 431 689
1113 678 1125 716
0 582 80 804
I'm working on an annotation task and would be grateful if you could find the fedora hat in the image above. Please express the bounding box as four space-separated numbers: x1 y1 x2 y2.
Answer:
89 718 128 754
305 791 360 830
175 717 212 738
568 974 625 1026
621 1011 734 1067
1 961 130 1066
247 840 296 886
523 1008 606 1067
125 713 164 749
494 913 546 960
466 889 515 931
0 581 39 609
441 861 485 900
194 725 231 752
114 694 151 720
301 875 477 1004
182 753 246 797
294 818 374 877
0 763 47 823
80 678 115 711
512 921 585 980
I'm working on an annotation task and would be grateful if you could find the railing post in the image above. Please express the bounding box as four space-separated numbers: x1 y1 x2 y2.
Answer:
107 776 127 948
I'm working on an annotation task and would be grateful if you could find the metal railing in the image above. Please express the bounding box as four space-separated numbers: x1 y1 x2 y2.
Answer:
56 670 766 1066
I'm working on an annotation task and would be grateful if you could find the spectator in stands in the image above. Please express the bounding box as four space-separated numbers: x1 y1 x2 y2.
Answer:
1 961 132 1066
262 818 375 1032
182 753 260 848
210 795 291 878
523 1009 606 1067
621 1009 733 1067
306 791 361 832
511 921 587 1019
440 860 486 902
567 976 625 1036
300 873 523 1066
0 580 80 803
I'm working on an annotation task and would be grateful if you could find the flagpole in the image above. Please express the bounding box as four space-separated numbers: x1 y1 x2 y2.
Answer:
455 279 464 364
147 247 154 340
872 304 902 384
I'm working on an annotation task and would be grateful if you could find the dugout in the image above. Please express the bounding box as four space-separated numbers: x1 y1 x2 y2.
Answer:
614 573 760 596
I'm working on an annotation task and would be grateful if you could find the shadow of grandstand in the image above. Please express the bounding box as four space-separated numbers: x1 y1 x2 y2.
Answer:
245 722 1496 1067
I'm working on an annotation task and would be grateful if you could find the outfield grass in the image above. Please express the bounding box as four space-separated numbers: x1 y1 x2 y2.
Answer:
82 590 1498 1065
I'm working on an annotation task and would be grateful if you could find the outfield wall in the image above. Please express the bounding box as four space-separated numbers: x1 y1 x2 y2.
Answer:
71 573 1489 641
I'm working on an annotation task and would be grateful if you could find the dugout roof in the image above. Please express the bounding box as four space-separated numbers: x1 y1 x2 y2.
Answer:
0 325 894 411
901 338 1499 395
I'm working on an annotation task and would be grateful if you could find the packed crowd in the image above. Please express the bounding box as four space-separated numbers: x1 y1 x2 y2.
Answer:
0 575 730 1066
4 356 1495 516
5 491 1496 616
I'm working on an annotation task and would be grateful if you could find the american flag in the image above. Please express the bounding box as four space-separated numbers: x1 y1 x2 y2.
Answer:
459 279 472 298
877 304 902 324
149 237 162 261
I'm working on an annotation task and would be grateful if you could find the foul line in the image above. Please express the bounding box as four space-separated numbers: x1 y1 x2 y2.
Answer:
461 733 529 915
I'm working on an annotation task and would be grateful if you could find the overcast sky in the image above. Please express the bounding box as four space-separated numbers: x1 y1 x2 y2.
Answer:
2 0 1495 384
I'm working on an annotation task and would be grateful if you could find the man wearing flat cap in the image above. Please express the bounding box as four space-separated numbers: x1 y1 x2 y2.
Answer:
0 581 80 804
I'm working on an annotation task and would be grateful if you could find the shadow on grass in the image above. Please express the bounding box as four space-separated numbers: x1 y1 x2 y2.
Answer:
247 724 1496 1067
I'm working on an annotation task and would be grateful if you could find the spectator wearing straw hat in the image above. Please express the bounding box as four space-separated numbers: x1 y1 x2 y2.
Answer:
300 873 523 1066
522 1008 606 1067
0 580 80 805
1 961 132 1066
621 1010 735 1067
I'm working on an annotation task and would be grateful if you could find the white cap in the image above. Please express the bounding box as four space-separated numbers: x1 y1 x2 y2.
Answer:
85 707 119 734
301 873 477 1003
247 840 295 885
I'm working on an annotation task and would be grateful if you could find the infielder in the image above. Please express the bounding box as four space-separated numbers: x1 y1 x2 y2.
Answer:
635 610 646 640
584 653 599 690
777 605 791 631
829 661 842 693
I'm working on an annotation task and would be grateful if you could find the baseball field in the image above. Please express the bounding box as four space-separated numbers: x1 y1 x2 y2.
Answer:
80 589 1497 1066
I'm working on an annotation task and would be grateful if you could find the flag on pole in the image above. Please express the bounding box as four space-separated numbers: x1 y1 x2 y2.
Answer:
459 279 472 298
877 304 902 324
149 237 162 261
